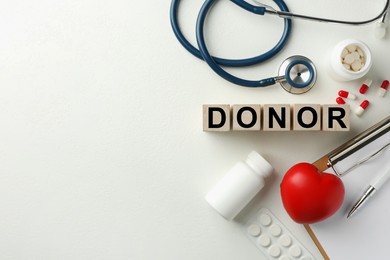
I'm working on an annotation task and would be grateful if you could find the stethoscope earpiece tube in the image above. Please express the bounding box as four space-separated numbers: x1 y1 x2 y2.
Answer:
170 0 292 87
195 0 292 87
230 0 266 15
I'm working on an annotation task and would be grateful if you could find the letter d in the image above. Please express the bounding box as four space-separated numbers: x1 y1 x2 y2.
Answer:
209 107 226 128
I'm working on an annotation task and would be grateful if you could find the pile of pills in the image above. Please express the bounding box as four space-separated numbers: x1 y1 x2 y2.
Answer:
336 79 389 117
244 208 314 260
341 44 366 72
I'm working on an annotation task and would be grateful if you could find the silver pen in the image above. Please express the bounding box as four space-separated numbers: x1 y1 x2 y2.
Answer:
347 163 390 218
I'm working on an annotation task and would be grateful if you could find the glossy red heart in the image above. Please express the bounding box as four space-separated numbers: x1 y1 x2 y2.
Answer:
280 162 345 224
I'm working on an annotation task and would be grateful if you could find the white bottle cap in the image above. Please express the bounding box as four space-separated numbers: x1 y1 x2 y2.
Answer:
205 151 274 221
246 151 273 178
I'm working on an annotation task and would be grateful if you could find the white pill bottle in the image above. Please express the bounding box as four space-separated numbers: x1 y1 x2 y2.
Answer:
205 151 273 221
329 39 372 81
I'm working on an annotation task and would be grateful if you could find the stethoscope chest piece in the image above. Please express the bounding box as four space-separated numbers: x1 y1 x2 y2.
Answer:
278 55 317 94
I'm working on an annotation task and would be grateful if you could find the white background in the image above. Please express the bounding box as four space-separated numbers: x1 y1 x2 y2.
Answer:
0 0 389 259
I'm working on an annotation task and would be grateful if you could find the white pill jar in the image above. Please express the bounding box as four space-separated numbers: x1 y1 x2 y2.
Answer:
329 39 372 81
205 151 273 221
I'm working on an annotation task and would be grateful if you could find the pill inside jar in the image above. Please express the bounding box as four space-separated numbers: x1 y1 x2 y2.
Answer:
340 44 366 72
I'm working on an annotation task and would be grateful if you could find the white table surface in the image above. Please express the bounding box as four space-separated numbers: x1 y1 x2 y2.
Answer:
0 0 389 259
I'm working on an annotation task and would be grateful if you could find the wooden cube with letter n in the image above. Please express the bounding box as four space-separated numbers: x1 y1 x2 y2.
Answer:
263 104 291 131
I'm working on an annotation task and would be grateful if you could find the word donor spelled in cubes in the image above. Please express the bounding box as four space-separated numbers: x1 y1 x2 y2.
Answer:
203 104 350 132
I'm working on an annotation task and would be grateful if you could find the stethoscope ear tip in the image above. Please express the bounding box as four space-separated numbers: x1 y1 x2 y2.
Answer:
375 22 387 39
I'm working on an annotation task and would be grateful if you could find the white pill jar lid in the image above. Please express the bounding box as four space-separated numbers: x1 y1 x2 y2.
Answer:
205 151 273 221
330 39 372 81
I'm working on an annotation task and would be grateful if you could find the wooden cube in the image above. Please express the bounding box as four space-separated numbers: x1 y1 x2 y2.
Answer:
322 105 350 131
293 104 322 131
203 104 231 131
263 104 291 131
232 104 261 131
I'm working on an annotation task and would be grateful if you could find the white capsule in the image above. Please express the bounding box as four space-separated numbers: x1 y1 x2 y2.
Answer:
289 245 302 258
341 48 349 58
339 90 357 100
280 234 292 247
361 56 366 65
343 63 351 70
352 51 360 60
355 100 369 116
259 235 271 247
269 245 281 258
344 53 355 65
355 107 364 116
357 48 365 58
351 60 362 71
247 224 261 237
377 80 389 97
347 44 357 52
378 88 387 97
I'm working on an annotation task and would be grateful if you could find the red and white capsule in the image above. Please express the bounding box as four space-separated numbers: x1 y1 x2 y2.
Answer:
355 100 369 116
377 80 389 97
338 90 357 100
336 97 346 104
359 79 373 94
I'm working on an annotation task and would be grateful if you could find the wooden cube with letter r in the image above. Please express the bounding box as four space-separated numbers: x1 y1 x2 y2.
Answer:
322 105 350 131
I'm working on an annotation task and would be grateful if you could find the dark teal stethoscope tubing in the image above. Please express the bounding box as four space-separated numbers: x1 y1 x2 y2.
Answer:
170 0 292 87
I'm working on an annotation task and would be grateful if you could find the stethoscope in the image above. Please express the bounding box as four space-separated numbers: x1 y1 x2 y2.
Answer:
170 0 389 94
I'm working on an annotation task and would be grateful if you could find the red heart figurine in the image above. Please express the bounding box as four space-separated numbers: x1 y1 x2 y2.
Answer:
280 162 345 224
